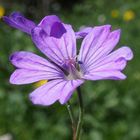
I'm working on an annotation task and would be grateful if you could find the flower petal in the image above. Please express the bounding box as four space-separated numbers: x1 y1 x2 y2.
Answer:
29 79 84 106
38 15 66 37
10 51 64 84
10 69 63 85
83 71 126 80
10 51 61 71
75 27 93 39
84 29 121 68
78 25 122 72
39 15 60 28
59 79 84 104
50 22 67 38
31 24 76 69
78 25 112 65
82 47 133 81
87 46 133 72
3 12 36 34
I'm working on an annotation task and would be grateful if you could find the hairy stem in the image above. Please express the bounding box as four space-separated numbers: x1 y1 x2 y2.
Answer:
66 102 76 140
76 86 84 140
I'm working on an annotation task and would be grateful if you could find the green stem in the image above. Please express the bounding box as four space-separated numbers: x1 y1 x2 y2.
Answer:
66 102 76 140
76 86 84 140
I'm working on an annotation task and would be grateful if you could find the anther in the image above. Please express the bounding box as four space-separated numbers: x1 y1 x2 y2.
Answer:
78 61 83 64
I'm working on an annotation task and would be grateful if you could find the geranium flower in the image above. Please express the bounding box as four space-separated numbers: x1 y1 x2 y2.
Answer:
9 24 133 106
3 12 91 38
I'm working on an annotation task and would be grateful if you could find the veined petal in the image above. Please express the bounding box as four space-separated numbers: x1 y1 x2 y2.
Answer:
101 46 133 61
75 27 93 39
59 79 84 104
78 24 133 81
10 69 63 85
83 29 121 68
87 46 133 72
78 25 111 65
3 12 36 34
83 71 126 80
10 51 64 84
10 51 62 71
90 58 127 71
82 47 133 81
78 25 122 73
29 79 84 106
31 24 76 69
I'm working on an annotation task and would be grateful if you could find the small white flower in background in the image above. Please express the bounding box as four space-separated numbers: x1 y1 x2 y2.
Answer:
0 134 12 140
98 14 106 23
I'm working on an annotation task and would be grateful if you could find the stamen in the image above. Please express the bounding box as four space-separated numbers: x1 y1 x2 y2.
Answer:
62 57 83 80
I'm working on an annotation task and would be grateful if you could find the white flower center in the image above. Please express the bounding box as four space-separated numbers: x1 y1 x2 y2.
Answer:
63 58 83 80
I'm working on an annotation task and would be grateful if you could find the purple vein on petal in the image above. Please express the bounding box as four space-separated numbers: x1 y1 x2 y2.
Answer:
83 29 121 70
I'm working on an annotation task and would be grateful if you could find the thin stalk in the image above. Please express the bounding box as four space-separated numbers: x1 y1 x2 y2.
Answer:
66 102 76 140
76 86 84 140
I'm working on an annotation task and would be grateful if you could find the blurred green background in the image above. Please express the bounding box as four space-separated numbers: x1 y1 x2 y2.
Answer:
0 0 140 140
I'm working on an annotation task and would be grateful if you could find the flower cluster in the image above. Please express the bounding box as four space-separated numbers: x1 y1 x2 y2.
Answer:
3 12 133 106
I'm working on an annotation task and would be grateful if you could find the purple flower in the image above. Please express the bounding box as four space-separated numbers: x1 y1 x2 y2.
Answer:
3 12 91 38
9 24 133 106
